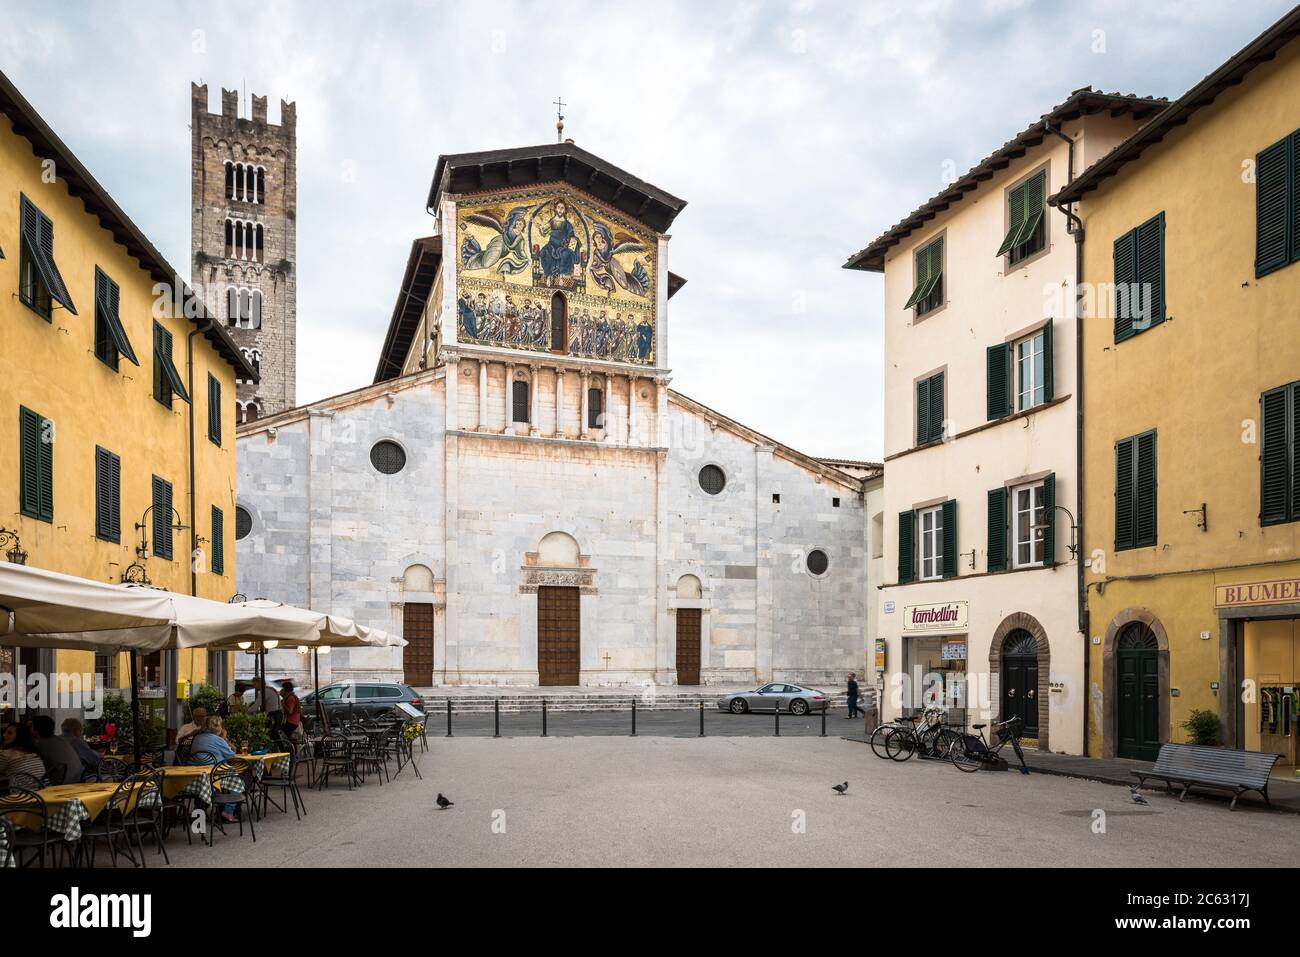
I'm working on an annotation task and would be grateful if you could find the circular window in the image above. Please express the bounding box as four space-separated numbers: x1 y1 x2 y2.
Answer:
698 464 726 495
370 440 407 475
806 549 830 576
234 506 253 541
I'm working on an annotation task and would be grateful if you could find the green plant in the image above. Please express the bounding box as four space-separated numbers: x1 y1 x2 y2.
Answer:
188 683 225 719
223 711 270 753
84 693 165 749
1181 708 1221 746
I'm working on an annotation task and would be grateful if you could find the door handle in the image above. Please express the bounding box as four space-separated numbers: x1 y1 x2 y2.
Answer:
1027 690 1035 698
1007 689 1016 697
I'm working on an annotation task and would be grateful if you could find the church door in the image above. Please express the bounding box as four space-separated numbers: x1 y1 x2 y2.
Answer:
676 609 701 685
538 586 580 686
402 603 434 686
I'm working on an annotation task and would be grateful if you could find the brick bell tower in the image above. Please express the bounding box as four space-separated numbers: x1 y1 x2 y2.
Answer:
191 83 297 420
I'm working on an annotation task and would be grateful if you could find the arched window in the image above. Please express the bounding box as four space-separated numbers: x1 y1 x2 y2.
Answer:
253 224 264 262
224 219 235 258
512 380 530 423
550 292 567 354
250 289 262 328
226 287 239 326
255 167 265 205
225 161 235 200
588 386 603 429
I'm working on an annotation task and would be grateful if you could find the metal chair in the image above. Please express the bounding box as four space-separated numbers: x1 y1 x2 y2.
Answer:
79 776 141 868
261 745 306 820
124 769 170 866
208 758 258 846
0 787 64 867
0 812 14 869
96 757 130 782
318 733 357 791
5 771 45 792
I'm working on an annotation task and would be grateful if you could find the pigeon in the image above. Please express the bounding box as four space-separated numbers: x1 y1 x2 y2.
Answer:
1129 785 1150 806
831 782 849 796
436 793 455 809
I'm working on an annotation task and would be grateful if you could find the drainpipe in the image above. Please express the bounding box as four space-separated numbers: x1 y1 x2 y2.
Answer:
186 318 214 600
1045 121 1090 755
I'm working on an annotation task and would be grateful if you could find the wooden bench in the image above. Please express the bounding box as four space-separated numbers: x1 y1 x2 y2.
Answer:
1133 743 1281 810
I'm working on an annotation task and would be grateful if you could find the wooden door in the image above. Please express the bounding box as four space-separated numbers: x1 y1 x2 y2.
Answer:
1002 658 1038 738
676 609 701 685
402 603 434 686
1117 627 1160 760
538 586 580 686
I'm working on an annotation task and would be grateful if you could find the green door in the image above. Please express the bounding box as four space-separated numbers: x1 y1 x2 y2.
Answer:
1117 624 1160 760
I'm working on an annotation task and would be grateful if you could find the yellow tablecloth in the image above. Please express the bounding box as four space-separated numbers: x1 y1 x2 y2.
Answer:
10 782 137 834
235 752 291 764
158 766 213 799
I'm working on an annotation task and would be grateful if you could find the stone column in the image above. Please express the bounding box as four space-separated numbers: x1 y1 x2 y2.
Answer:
579 369 591 439
444 354 460 432
529 364 540 436
555 369 565 438
604 375 613 442
627 375 637 446
504 362 514 433
478 360 488 431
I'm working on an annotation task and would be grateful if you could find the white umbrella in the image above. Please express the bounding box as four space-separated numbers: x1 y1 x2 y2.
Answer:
0 561 174 646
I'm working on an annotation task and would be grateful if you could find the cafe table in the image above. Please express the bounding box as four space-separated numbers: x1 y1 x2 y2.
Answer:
16 782 139 843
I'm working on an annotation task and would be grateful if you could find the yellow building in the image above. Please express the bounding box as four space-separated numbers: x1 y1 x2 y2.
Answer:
1053 8 1300 773
0 71 255 705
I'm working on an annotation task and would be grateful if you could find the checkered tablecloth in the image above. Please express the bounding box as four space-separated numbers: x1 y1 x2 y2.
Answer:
0 825 13 868
47 799 93 843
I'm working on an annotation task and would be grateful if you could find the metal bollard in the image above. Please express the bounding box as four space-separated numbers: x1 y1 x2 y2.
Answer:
542 698 548 737
821 704 827 737
699 701 705 737
631 698 637 737
494 698 500 738
445 699 453 737
775 704 781 737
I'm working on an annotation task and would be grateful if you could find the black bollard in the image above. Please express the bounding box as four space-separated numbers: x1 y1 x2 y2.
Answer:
699 701 705 737
775 703 781 737
445 699 453 737
631 698 637 737
542 698 548 737
494 698 500 738
821 704 827 737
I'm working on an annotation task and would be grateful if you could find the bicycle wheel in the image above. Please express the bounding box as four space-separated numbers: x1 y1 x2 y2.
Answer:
868 725 895 760
930 728 961 759
948 734 981 772
885 729 918 761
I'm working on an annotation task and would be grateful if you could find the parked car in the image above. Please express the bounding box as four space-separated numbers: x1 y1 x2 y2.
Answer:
717 683 828 715
300 682 425 721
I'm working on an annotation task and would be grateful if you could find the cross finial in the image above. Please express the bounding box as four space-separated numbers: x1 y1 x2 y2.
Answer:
554 96 566 143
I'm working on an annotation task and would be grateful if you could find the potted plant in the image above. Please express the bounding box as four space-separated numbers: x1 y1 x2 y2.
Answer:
1181 708 1221 747
223 711 270 754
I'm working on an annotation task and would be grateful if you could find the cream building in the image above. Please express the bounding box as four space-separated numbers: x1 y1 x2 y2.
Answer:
845 89 1164 753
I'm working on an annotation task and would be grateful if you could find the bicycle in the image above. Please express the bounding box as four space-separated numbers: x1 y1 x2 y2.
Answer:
884 708 962 762
947 715 1029 773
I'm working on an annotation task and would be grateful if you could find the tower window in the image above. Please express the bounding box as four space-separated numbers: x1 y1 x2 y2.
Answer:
227 162 265 204
587 386 603 429
550 292 567 354
513 380 530 424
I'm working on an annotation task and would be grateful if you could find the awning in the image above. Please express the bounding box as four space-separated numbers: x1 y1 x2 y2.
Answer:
217 599 405 649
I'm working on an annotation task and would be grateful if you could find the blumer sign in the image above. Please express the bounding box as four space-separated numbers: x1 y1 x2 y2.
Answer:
1214 578 1300 608
902 601 968 632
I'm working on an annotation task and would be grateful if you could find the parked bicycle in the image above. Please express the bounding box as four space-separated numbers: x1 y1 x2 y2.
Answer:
880 708 962 762
948 715 1028 773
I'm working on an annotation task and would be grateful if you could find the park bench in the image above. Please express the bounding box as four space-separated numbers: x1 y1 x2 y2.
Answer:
1132 743 1280 810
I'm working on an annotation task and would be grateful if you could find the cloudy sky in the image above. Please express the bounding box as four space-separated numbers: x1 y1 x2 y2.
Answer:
2 0 1291 459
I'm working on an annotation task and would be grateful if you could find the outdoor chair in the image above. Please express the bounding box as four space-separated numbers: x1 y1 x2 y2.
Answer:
124 769 170 866
208 758 259 846
5 771 45 792
0 787 64 868
261 743 306 820
79 775 142 869
352 730 388 786
318 733 357 791
0 812 14 869
97 757 130 782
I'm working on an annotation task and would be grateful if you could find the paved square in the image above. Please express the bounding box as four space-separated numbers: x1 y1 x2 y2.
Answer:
174 738 1297 867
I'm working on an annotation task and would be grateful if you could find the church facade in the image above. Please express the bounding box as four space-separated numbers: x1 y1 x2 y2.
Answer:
234 142 868 688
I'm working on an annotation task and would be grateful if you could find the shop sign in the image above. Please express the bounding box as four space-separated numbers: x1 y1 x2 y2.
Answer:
1214 577 1300 609
902 601 968 633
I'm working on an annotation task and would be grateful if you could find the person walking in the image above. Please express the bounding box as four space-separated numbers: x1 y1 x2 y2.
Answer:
845 673 862 720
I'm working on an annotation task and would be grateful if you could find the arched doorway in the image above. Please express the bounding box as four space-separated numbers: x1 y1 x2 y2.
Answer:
674 575 702 685
1116 622 1160 760
1000 630 1040 739
536 532 581 686
401 564 435 686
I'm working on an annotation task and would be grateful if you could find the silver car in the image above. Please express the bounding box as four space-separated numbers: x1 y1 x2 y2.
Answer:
717 683 829 716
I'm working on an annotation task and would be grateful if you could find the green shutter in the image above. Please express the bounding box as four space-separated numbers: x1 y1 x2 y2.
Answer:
1041 319 1054 402
19 406 43 520
94 268 138 366
928 371 945 444
1260 385 1291 525
916 376 932 445
1135 431 1157 547
997 180 1026 256
1290 131 1300 265
154 323 191 405
1256 135 1290 278
95 446 120 543
898 510 916 584
208 374 222 445
152 475 174 560
903 244 931 309
1042 472 1056 565
987 487 1008 572
1012 171 1046 253
1292 383 1300 523
19 195 77 315
1115 437 1135 551
941 499 957 579
986 342 1010 420
1113 230 1136 343
212 505 225 575
1135 213 1165 331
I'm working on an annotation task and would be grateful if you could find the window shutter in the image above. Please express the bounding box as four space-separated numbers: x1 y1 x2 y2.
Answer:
19 407 42 519
941 499 957 579
208 374 222 444
1292 383 1300 523
997 180 1026 257
904 244 932 310
1042 472 1056 565
898 510 916 584
36 415 53 522
95 447 120 543
1013 171 1046 252
1135 431 1158 548
152 476 174 560
1260 385 1290 525
928 372 945 444
916 376 932 445
212 506 225 575
1113 231 1136 343
986 343 1010 420
1135 213 1165 330
1115 437 1135 550
987 487 1008 572
1256 136 1290 278
1041 318 1054 403
1290 131 1300 266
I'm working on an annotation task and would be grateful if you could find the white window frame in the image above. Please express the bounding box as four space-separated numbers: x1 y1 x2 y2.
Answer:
1012 480 1046 569
1015 329 1046 412
919 505 943 581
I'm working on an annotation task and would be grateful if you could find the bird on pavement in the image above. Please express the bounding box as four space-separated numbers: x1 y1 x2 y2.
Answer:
1129 785 1150 806
832 782 849 796
436 793 455 809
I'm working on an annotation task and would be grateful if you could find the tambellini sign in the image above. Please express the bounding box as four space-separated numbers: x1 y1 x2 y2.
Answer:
902 601 969 633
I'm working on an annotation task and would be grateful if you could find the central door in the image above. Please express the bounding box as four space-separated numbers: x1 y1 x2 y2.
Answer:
538 586 580 686
676 609 701 685
402 603 434 686
1000 630 1039 739
1117 623 1160 760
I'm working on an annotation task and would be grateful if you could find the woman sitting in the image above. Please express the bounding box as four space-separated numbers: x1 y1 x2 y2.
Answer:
0 722 48 784
186 716 241 825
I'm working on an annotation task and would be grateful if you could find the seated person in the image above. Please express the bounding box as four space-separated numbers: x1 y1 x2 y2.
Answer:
31 715 84 785
0 722 50 783
59 717 102 774
187 716 241 825
176 706 208 745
